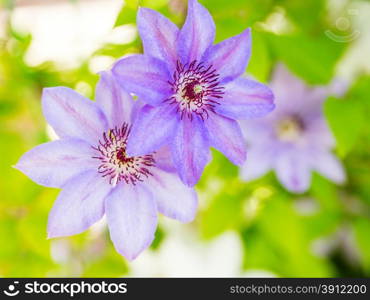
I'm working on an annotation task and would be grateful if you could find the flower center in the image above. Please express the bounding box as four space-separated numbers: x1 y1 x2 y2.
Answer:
165 60 225 120
276 116 304 142
92 123 155 186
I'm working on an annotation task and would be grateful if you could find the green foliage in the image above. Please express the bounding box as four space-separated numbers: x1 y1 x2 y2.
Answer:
324 96 366 157
353 218 370 274
277 0 325 33
244 195 333 277
268 34 347 84
114 0 139 27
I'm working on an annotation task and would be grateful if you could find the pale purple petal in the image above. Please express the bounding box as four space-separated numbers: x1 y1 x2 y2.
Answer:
203 28 251 83
271 65 347 121
14 139 96 188
154 146 177 173
216 78 275 120
137 7 179 72
130 100 146 125
171 116 210 186
47 170 111 238
240 119 275 148
305 118 335 149
42 87 108 145
147 168 198 222
204 113 246 165
177 0 215 64
270 64 306 97
95 71 134 127
274 150 312 193
269 64 308 114
240 146 274 181
106 184 157 261
112 55 172 106
269 64 316 119
326 78 348 98
297 80 347 118
126 105 178 156
311 151 346 184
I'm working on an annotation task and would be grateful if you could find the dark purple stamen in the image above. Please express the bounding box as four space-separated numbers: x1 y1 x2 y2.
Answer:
92 123 155 186
165 60 225 121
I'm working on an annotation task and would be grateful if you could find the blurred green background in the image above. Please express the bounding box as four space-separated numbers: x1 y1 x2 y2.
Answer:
0 0 369 277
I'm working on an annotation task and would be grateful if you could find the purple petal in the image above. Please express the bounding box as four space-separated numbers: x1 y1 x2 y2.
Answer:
154 146 177 173
240 146 273 181
171 116 210 186
327 78 348 98
112 55 172 106
137 7 179 72
126 105 178 156
47 170 111 238
106 184 157 261
15 139 96 188
130 100 146 122
311 151 346 184
204 113 246 165
177 0 215 64
271 65 347 119
216 78 275 120
239 119 274 148
42 87 108 145
274 151 311 193
203 28 251 83
148 168 198 222
95 71 134 127
305 118 335 149
269 64 307 113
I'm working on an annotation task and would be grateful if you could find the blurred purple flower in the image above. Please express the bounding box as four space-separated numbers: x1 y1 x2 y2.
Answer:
15 72 197 260
240 64 347 193
112 0 274 186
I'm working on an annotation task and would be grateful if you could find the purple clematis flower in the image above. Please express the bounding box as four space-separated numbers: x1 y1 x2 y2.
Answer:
240 64 347 193
15 72 197 260
112 0 275 186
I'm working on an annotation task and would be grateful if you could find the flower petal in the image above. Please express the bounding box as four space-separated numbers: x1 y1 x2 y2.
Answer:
130 100 146 123
42 87 107 145
106 184 157 260
203 28 251 83
95 71 134 127
171 116 210 186
269 64 307 113
15 139 96 188
112 55 172 106
154 146 177 173
311 151 346 184
240 146 273 181
148 168 198 222
216 78 275 120
177 0 215 64
126 105 178 156
275 151 312 193
137 7 179 72
239 119 274 148
305 118 335 149
47 170 111 238
204 113 246 165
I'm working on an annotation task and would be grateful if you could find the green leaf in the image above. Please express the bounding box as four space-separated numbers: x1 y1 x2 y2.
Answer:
114 0 139 27
248 31 272 82
268 33 346 84
277 0 325 32
243 195 333 276
200 186 245 239
353 218 370 274
324 96 366 157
